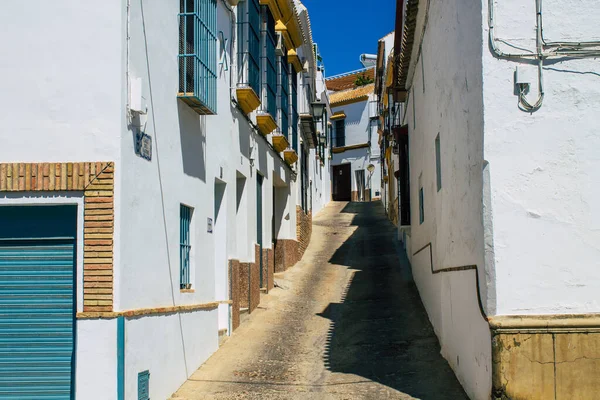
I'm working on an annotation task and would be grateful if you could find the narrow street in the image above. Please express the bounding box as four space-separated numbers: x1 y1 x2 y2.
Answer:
172 202 467 400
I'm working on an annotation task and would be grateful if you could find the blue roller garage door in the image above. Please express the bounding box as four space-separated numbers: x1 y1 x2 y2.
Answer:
0 206 77 400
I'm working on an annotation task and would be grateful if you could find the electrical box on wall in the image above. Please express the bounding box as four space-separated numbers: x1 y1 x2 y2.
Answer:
130 77 146 114
515 66 535 86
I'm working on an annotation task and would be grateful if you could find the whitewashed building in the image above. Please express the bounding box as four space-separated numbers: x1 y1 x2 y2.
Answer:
326 68 381 202
391 0 600 398
374 31 403 226
0 0 328 399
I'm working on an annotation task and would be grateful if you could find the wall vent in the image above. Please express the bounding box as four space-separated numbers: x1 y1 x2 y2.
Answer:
138 370 150 400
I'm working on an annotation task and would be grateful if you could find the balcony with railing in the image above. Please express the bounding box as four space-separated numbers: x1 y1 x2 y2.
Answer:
178 0 217 115
273 52 290 153
236 0 261 114
255 7 278 136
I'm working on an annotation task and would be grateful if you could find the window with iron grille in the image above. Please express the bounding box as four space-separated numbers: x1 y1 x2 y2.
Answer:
334 119 346 147
237 0 261 95
262 7 277 118
178 0 217 114
180 204 193 289
291 69 299 152
278 49 290 140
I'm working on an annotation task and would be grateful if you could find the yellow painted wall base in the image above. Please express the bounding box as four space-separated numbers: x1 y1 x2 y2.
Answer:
491 315 600 399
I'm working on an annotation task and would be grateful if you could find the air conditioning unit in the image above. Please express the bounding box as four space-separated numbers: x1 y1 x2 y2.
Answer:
275 32 284 56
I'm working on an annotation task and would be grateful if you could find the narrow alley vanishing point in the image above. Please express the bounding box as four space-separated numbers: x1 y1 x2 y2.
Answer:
173 202 467 400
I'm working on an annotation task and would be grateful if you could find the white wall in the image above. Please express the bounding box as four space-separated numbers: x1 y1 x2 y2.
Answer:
124 311 218 400
482 0 600 315
76 319 117 400
404 0 491 398
331 97 381 200
336 101 370 146
0 0 123 165
0 0 320 398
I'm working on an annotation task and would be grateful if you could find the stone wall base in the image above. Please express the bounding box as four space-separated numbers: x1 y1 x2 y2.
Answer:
229 259 240 331
296 206 312 260
490 315 600 399
351 189 371 202
274 239 299 272
259 246 274 291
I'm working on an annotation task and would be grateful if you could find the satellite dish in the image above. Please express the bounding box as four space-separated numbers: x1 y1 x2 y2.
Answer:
367 164 375 173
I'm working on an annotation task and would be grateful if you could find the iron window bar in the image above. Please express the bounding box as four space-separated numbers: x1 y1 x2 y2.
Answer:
278 49 290 140
178 0 218 114
291 69 299 152
237 0 261 95
262 7 277 118
180 205 192 289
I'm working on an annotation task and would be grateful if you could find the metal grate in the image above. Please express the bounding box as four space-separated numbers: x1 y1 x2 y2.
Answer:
138 370 150 400
178 0 217 114
180 205 192 289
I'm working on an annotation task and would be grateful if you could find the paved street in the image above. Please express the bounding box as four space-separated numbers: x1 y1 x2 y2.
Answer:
172 202 468 400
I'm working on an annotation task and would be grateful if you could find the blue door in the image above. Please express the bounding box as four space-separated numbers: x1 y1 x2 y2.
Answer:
0 206 77 399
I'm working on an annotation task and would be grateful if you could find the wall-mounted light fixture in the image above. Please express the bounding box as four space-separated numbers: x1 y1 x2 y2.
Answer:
311 100 325 121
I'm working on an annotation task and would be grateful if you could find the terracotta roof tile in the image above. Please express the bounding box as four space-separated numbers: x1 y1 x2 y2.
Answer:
329 83 374 107
326 68 375 91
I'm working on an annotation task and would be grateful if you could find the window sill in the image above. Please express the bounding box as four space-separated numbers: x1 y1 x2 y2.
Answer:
180 289 195 294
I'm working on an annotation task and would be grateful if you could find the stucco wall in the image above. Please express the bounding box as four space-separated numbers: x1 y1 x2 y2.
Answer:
124 311 218 400
1 0 324 397
482 0 600 316
405 0 491 398
332 147 380 200
334 101 370 147
76 319 117 400
0 1 122 165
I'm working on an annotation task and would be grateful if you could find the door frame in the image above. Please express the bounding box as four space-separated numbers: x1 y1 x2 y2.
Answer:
0 202 80 399
332 163 352 201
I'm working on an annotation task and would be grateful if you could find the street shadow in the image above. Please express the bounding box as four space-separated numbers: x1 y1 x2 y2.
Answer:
319 202 468 399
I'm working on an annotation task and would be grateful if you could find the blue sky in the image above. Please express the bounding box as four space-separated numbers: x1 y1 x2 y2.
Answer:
303 0 396 77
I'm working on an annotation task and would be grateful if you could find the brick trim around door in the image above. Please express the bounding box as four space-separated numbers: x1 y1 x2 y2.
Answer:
0 162 115 312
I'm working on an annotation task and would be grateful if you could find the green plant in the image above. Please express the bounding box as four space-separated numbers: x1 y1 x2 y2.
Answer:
355 74 374 87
